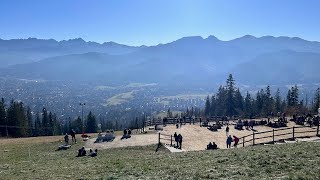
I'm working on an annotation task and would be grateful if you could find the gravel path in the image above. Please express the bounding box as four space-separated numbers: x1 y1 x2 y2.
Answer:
86 121 318 151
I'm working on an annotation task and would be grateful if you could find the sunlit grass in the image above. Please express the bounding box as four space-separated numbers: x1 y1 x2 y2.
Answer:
0 136 320 179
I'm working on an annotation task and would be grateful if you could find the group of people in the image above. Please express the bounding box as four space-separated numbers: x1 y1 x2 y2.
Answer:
121 128 132 139
64 129 77 145
77 147 98 157
173 132 183 149
206 142 218 150
226 135 239 148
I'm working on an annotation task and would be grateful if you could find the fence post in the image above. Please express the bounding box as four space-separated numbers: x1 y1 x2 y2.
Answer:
272 129 275 144
170 135 173 146
158 133 161 145
243 137 245 147
292 126 295 140
253 132 255 146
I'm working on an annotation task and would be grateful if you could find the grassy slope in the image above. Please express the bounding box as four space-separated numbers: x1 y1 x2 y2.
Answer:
0 137 320 180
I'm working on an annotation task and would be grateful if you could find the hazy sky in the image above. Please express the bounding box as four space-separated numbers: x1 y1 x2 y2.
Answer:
0 0 319 46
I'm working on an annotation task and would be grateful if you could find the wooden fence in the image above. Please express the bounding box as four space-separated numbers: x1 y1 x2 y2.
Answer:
158 133 173 146
239 124 320 147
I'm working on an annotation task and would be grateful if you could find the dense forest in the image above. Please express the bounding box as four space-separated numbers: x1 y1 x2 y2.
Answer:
0 99 145 137
203 74 320 118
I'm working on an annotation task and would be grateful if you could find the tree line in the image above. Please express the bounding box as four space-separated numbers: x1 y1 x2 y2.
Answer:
0 98 99 137
0 97 147 137
204 74 320 118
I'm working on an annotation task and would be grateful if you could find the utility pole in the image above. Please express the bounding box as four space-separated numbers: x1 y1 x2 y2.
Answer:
80 103 86 136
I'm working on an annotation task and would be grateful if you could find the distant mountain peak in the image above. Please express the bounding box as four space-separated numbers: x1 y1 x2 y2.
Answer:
241 35 257 39
206 35 220 41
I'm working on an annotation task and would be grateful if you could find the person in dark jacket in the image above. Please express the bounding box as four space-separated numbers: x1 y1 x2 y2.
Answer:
70 129 76 143
226 125 230 136
174 132 178 148
77 147 86 157
226 135 233 148
178 134 183 149
64 133 69 145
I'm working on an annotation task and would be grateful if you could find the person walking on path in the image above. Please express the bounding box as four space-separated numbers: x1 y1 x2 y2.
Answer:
226 135 233 148
226 125 230 136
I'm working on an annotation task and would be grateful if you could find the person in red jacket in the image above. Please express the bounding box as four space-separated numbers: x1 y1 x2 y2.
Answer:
233 135 239 148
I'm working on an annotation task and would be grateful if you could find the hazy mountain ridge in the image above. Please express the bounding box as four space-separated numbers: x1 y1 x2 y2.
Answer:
1 35 320 86
0 38 143 67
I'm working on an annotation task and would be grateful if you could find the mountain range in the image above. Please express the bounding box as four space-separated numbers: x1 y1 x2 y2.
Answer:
0 35 320 86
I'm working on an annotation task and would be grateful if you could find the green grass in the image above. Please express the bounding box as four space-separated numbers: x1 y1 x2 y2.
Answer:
1 137 320 179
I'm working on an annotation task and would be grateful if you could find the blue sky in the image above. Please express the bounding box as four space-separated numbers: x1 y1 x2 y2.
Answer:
0 0 319 46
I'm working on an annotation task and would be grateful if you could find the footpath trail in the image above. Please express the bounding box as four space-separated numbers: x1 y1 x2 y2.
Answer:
86 121 318 151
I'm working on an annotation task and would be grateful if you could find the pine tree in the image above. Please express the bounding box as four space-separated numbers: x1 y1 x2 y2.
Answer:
167 108 173 118
234 88 244 115
0 98 6 136
274 88 282 113
34 112 41 136
204 95 211 117
313 88 320 113
216 86 226 116
86 111 97 133
48 112 54 136
225 74 236 116
42 108 49 135
210 96 216 116
244 92 252 117
26 106 33 136
71 116 82 134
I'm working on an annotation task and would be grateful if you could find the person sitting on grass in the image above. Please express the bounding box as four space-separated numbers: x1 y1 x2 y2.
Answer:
121 129 128 140
64 133 69 145
89 149 98 157
77 147 86 157
207 142 213 150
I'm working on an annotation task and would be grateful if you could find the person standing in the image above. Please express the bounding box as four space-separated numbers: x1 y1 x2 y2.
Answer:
174 132 178 148
226 135 233 148
226 125 230 136
64 133 69 145
70 129 76 143
178 134 183 149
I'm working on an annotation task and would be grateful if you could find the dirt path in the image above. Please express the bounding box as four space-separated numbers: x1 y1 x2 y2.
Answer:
86 121 318 151
86 133 158 150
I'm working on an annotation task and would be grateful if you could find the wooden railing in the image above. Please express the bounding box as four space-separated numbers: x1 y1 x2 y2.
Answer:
239 124 320 147
158 133 173 146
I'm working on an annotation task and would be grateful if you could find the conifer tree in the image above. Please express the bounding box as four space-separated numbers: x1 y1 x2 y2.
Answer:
204 95 211 117
86 111 97 133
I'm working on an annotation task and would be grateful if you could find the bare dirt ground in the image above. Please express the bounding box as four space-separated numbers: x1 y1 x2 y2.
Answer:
86 132 158 150
87 120 319 152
